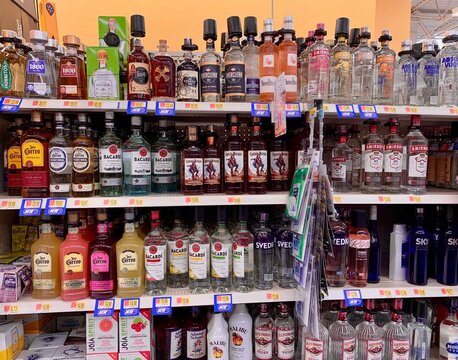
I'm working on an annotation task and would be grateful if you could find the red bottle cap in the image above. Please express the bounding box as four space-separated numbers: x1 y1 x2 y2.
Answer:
151 211 160 220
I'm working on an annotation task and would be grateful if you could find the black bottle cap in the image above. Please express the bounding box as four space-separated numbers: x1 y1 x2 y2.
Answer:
351 209 368 228
244 16 257 37
415 300 428 319
349 28 360 47
181 38 198 51
227 16 242 38
130 15 146 37
359 26 371 40
239 206 248 221
203 19 217 41
220 32 228 51
335 17 350 38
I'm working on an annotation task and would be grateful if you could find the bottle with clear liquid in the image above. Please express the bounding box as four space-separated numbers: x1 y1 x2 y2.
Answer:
276 217 295 289
325 212 349 287
298 31 316 102
243 16 260 102
254 303 273 360
331 126 353 192
376 302 393 328
259 18 277 103
439 298 458 359
232 206 254 292
361 121 384 193
330 17 352 103
177 38 199 102
225 16 246 102
211 207 232 292
301 322 328 360
45 38 59 83
254 212 274 290
416 40 439 106
347 126 362 188
322 303 340 329
383 310 410 360
383 117 403 193
374 29 396 104
351 26 375 103
189 207 211 294
356 300 384 360
438 32 458 106
307 23 331 101
200 19 222 102
167 216 189 288
408 301 432 360
395 40 418 105
277 16 298 102
275 304 295 360
348 306 365 329
328 310 356 360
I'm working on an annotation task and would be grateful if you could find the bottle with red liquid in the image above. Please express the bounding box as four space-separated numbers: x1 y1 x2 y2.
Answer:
246 117 267 194
156 311 183 360
348 209 371 287
203 125 222 193
268 133 291 191
224 114 245 194
182 307 206 360
151 40 176 100
181 126 204 195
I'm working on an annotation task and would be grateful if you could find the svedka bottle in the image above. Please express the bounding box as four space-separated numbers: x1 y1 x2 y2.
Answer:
325 211 349 287
348 209 370 287
407 207 429 286
254 212 274 290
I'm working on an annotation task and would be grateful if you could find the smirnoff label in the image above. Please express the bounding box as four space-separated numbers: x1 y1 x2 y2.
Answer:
304 338 325 360
383 144 403 173
270 151 289 181
332 156 351 180
189 243 209 280
248 150 267 183
145 244 166 281
168 239 189 274
184 158 204 186
408 145 428 178
100 145 122 173
211 242 229 278
224 150 244 183
366 339 383 360
363 143 383 173
204 158 221 185
341 337 356 360
255 328 273 359
391 339 410 360
129 62 150 95
276 329 295 359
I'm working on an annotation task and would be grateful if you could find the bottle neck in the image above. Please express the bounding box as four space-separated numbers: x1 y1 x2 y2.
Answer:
78 126 87 137
195 221 204 231
55 125 64 135
360 37 369 46
229 36 241 49
416 214 424 227
381 40 390 48
66 45 78 56
217 221 226 229
132 128 141 136
238 220 247 230
133 37 144 50
263 35 273 43
336 35 346 44
32 42 45 52
253 125 261 136
183 50 193 61
98 59 107 69
369 124 378 133
338 135 347 144
284 33 293 42
205 39 215 51
151 219 161 229
207 135 216 146
389 125 398 134
247 35 255 44
230 125 239 136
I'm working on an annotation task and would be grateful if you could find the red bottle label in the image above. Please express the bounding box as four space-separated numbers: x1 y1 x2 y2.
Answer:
7 173 22 187
60 64 78 78
22 171 49 188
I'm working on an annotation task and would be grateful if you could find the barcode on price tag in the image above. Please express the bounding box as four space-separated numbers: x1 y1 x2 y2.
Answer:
343 289 363 307
120 298 140 317
214 294 233 312
152 297 172 315
95 299 115 317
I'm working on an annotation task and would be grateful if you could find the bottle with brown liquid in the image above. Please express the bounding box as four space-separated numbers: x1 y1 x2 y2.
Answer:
72 114 95 197
224 114 245 194
0 30 26 98
245 117 267 194
58 35 87 99
203 125 222 193
181 126 204 195
7 121 23 196
151 40 176 100
268 133 291 191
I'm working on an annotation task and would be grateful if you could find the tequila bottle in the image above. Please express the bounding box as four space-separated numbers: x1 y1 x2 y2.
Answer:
0 30 26 97
254 212 274 290
438 33 458 106
232 206 254 292
72 114 94 197
383 117 403 192
88 49 119 99
307 23 331 101
58 35 87 99
177 38 199 102
374 29 396 104
395 40 418 105
277 16 298 102
203 125 222 193
259 19 277 103
224 114 245 194
145 210 167 295
416 39 439 106
352 26 375 103
200 19 222 102
331 126 353 192
152 119 178 193
211 207 232 292
45 38 59 82
356 300 383 360
224 16 246 102
151 40 176 100
6 120 23 196
298 30 316 102
328 311 356 360
246 117 267 194
243 16 260 102
181 126 204 195
383 311 410 360
274 304 295 360
189 208 210 294
347 126 362 188
361 121 384 193
254 303 273 360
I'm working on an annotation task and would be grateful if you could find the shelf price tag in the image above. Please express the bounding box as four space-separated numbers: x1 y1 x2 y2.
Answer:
378 196 391 203
176 296 190 305
333 195 343 203
156 101 176 116
413 288 426 296
285 103 301 118
395 289 408 296
409 195 422 203
0 200 17 209
251 102 271 117
120 298 140 317
379 289 393 297
185 197 199 204
94 299 115 317
267 292 280 300
19 199 42 217
3 304 19 314
184 102 200 110
336 104 355 118
152 296 172 315
127 101 148 115
441 288 455 295
87 101 103 108
32 100 48 107
358 104 378 119
103 199 118 206
383 106 397 113
35 303 51 312
228 197 241 204
449 108 458 115
44 198 67 216
128 198 144 206
405 106 419 114
214 294 233 312
0 97 22 112
63 100 80 108
70 301 85 310
343 289 363 307
209 103 224 110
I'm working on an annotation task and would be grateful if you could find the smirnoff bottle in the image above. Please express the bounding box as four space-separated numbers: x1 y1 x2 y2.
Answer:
167 216 189 288
254 212 274 290
352 26 375 103
322 303 340 329
232 206 254 292
347 126 362 188
144 211 167 295
356 300 383 360
348 307 365 329
254 304 273 360
328 310 356 360
361 121 384 193
416 40 439 106
200 19 222 102
189 207 210 294
395 40 418 106
437 33 458 106
211 207 232 292
275 304 295 360
224 16 245 102
325 210 349 287
383 118 403 193
302 323 329 360
374 30 396 104
331 126 353 192
382 311 410 360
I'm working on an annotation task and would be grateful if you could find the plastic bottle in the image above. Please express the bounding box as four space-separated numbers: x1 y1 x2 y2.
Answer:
389 224 408 281
208 312 229 360
229 304 253 360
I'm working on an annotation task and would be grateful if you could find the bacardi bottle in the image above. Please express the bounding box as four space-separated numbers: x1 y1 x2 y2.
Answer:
225 16 245 102
416 39 439 106
211 207 232 292
325 211 349 287
254 212 274 290
259 19 277 103
177 38 199 102
437 33 458 106
395 40 418 105
361 121 383 193
200 19 222 102
330 17 352 103
348 209 370 287
145 211 167 295
203 125 222 193
328 310 356 360
331 126 353 192
167 216 189 288
181 126 204 195
152 119 178 193
224 114 245 194
407 207 429 286
383 117 403 193
189 207 210 294
374 30 396 104
246 117 268 194
232 206 254 292
254 304 273 360
277 16 298 102
49 113 72 197
243 16 260 102
356 300 383 360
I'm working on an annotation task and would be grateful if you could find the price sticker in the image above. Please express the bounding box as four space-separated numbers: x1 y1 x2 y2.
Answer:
128 198 144 206
377 196 391 203
19 199 43 216
333 195 343 203
343 289 363 307
87 101 103 108
156 101 176 116
0 200 17 209
152 297 172 315
184 102 200 110
267 293 280 300
103 199 118 206
285 103 301 118
395 289 408 296
63 101 80 108
251 102 271 117
336 104 355 118
70 301 85 310
228 197 241 204
176 297 190 305
379 290 392 297
449 108 458 115
32 100 48 107
210 103 224 110
3 304 19 314
358 104 378 119
120 298 140 317
44 198 67 216
413 289 426 296
127 101 148 114
214 294 233 312
405 106 419 113
95 299 115 317
441 288 455 295
0 97 22 112
36 303 51 311
185 197 199 204
409 195 422 203
383 106 397 113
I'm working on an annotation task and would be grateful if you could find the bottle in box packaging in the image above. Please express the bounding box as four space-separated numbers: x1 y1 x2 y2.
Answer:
119 309 151 352
86 354 118 360
17 348 56 360
50 344 86 360
87 47 120 100
98 16 129 68
86 312 119 355
0 264 31 302
0 321 24 359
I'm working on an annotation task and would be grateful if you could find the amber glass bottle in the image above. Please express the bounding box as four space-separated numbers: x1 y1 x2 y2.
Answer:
72 114 95 197
7 124 23 196
245 117 267 194
268 133 291 191
151 40 176 100
203 125 222 194
224 114 245 194
58 35 87 99
181 126 204 195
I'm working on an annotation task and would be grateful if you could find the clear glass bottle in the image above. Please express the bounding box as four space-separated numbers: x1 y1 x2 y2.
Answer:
277 16 298 102
259 19 277 103
189 208 210 294
325 211 349 287
255 303 274 360
328 310 356 360
301 322 328 360
361 121 384 193
352 26 375 103
347 126 362 188
439 298 458 359
437 33 458 107
181 126 204 195
58 35 87 99
177 38 199 102
331 126 353 192
0 30 26 97
224 16 246 102
374 29 396 104
45 38 59 83
395 40 418 105
200 19 222 102
167 215 189 289
243 16 260 102
416 40 439 107
275 304 295 360
348 306 365 329
383 117 404 193
151 39 176 100
322 302 340 329
298 30 315 102
88 49 119 100
276 217 295 289
383 311 410 360
348 209 370 287
376 302 393 328
203 125 222 193
356 300 383 360
232 206 254 292
254 212 274 290
211 207 232 292
408 301 432 360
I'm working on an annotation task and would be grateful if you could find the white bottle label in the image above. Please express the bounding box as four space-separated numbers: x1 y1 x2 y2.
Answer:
260 76 276 94
72 147 91 173
177 69 199 101
132 148 151 175
408 145 428 178
440 335 458 358
263 55 275 68
184 158 204 186
208 339 229 360
224 151 244 183
153 149 176 174
170 329 182 359
391 339 410 360
383 144 403 173
204 158 221 185
49 146 72 174
363 144 384 173
285 75 298 93
232 243 245 278
304 338 325 360
168 239 189 274
276 329 295 359
211 242 229 278
297 150 306 167
187 329 206 358
341 338 355 360
287 53 297 67
365 339 383 360
255 329 273 359
331 157 347 180
100 145 122 173
189 243 209 280
145 245 166 281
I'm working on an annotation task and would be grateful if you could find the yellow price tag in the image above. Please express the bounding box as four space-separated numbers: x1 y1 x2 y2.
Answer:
323 105 330 112
210 103 224 110
8 305 19 314
449 108 458 115
378 196 391 203
405 106 419 113
71 301 85 310
3 98 21 105
103 199 118 206
395 289 408 296
25 200 41 208
185 103 199 110
333 195 343 203
409 195 422 203
185 197 199 204
176 297 190 305
125 299 139 307
441 288 455 295
64 101 79 107
413 289 426 296
228 197 241 204
88 101 103 108
267 293 280 300
79 200 89 206
36 303 51 311
6 201 17 209
383 106 397 113
32 100 48 107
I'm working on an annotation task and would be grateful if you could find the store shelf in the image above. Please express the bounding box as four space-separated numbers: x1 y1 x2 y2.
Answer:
325 277 458 301
0 286 296 315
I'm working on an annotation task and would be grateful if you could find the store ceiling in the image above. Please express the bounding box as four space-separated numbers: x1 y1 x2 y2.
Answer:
411 0 458 41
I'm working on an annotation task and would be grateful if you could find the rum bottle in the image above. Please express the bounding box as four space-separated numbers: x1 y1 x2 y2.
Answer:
145 211 168 295
200 19 222 102
246 117 267 194
72 114 94 197
232 206 254 292
151 40 176 100
383 117 403 192
277 16 298 102
167 215 189 288
361 121 384 193
374 30 396 104
0 30 26 97
229 304 253 360
152 119 178 193
243 16 260 102
58 35 87 99
211 207 232 292
177 38 199 102
348 209 370 287
181 126 204 195
224 16 246 102
7 121 23 196
268 133 290 191
352 26 375 103
331 126 353 192
203 125 222 193
330 17 352 103
224 114 245 194
183 307 207 360
189 207 211 294
259 18 277 102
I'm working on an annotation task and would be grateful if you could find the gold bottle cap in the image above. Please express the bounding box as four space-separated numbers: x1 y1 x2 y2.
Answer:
97 49 108 59
62 35 81 47
1 30 17 39
67 211 79 223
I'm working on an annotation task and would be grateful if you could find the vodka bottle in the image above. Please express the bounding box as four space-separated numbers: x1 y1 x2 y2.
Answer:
389 224 408 281
331 126 353 192
408 301 432 360
302 323 329 360
348 307 365 329
351 26 375 103
225 16 245 102
211 207 232 292
208 312 229 360
254 303 274 360
429 205 443 279
275 304 295 360
368 205 381 283
416 39 439 106
383 117 403 193
298 30 315 102
395 40 418 105
347 126 362 188
436 206 458 286
145 211 168 295
232 206 254 292
189 208 210 294
243 16 260 102
254 212 274 290
407 207 430 286
382 310 410 360
325 211 349 287
356 300 383 360
348 209 370 287
361 121 384 193
376 302 392 328
374 30 396 104
328 310 356 360
330 17 352 103
322 303 340 329
200 19 222 102
439 298 458 359
276 217 295 289
307 23 331 101
438 33 458 106
229 304 253 360
167 216 189 288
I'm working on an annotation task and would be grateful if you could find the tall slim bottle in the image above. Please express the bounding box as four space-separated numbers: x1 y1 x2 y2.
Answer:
254 212 274 290
368 205 381 283
203 125 222 193
437 33 458 106
348 209 370 287
211 207 232 292
7 121 23 196
268 133 290 191
224 16 246 102
200 19 222 102
361 121 384 193
245 117 267 194
224 114 245 194
181 126 204 195
408 301 432 360
407 207 429 286
189 207 211 294
276 217 295 289
352 26 375 103
416 39 439 106
374 30 396 104
383 117 403 193
145 211 168 295
331 126 353 192
325 211 349 287
243 16 260 102
277 16 298 102
436 206 458 286
259 19 277 102
232 206 254 292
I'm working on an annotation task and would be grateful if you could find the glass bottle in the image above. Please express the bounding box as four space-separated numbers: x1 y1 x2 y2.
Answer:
177 38 199 102
45 38 59 83
383 311 410 360
183 307 207 360
408 301 432 360
302 323 328 360
348 209 370 287
361 121 384 193
71 114 94 197
167 216 189 289
224 16 246 102
439 298 458 359
200 19 222 102
246 117 267 194
416 39 439 106
348 306 365 329
307 23 331 102
156 311 183 360
152 119 178 193
331 126 353 192
328 310 356 360
383 117 403 193
347 126 362 188
243 16 260 102
407 207 429 286
0 30 25 97
259 18 277 103
151 39 176 100
322 302 340 329
254 303 273 360
352 26 375 103
437 33 458 106
274 304 295 360
254 212 274 290
203 125 222 193
429 205 443 279
325 211 349 287
211 207 232 292
58 35 86 99
224 114 245 194
374 29 396 104
145 210 168 295
276 217 295 289
368 205 381 284
181 126 204 195
88 49 119 100
298 31 316 102
436 206 458 286
291 114 311 167
330 17 352 103
268 133 290 191
356 300 383 360
395 40 418 105
189 208 210 294
277 16 298 102
232 206 254 292
7 120 23 196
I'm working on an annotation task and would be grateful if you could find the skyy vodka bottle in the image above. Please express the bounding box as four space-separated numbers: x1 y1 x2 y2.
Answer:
254 212 274 290
407 207 429 286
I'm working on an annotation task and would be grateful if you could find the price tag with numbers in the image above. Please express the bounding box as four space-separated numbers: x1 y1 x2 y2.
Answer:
185 197 199 204
228 197 241 204
336 104 355 118
70 301 85 310
251 102 271 117
120 298 140 317
32 100 48 107
395 289 408 296
378 196 391 203
127 101 148 115
413 288 426 296
95 299 115 317
0 97 22 112
44 198 67 216
267 292 280 300
210 103 224 110
405 106 419 113
19 199 43 216
152 297 172 315
343 289 363 307
285 103 301 118
214 294 233 312
409 195 422 203
383 106 397 113
128 198 144 206
156 101 176 116
36 303 51 312
441 288 455 296
379 289 393 297
0 200 18 209
103 198 118 206
63 100 80 108
184 102 200 110
3 304 19 314
176 297 190 305
358 104 378 119
87 101 103 108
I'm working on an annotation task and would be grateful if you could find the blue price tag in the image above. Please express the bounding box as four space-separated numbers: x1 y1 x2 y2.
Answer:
19 199 42 217
127 101 148 114
0 97 22 112
358 104 378 119
94 299 115 317
214 294 233 313
44 198 67 216
285 103 301 118
156 101 176 116
120 298 140 317
343 289 363 307
336 104 355 118
251 102 271 117
152 296 172 316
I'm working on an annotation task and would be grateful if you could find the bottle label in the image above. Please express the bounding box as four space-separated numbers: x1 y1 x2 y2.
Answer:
168 239 189 274
225 62 245 96
186 329 206 358
145 245 166 281
383 144 403 173
0 59 12 91
91 250 109 273
352 150 361 170
204 158 221 185
441 336 458 358
63 252 84 274
224 150 244 183
285 75 298 93
7 146 21 169
232 243 245 278
332 157 349 180
270 151 289 181
334 51 351 61
297 150 307 167
287 53 297 67
209 339 228 359
263 54 275 68
90 279 113 292
100 145 122 173
308 49 331 96
184 158 204 186
102 178 122 186
304 338 325 360
72 147 91 173
92 75 117 98
119 249 138 272
248 150 267 183
27 60 46 74
229 325 251 358
170 329 182 359
246 78 260 95
366 339 383 360
49 146 72 174
27 82 48 96
129 62 150 95
33 279 55 290
8 173 22 188
260 76 276 94
131 148 151 175
349 233 370 249
22 139 44 167
341 338 356 360
276 329 295 359
363 144 384 173
177 69 199 100
200 64 221 96
33 251 52 273
72 183 93 192
118 277 141 289
255 329 273 359
211 242 229 278
189 243 209 280
408 145 428 178
60 85 78 95
153 149 176 175
60 63 77 78
391 339 409 360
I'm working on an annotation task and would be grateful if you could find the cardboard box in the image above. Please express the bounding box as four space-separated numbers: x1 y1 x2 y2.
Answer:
86 312 118 354
98 16 129 68
86 353 118 360
0 321 24 359
56 315 85 332
28 332 68 350
119 309 151 353
51 344 86 360
87 47 121 100
0 265 31 302
11 225 28 253
17 348 56 360
7 314 55 334
118 351 150 360
64 328 86 346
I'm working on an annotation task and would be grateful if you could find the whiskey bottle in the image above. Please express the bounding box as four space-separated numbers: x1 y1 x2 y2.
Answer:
225 16 246 102
245 117 267 194
177 38 199 102
151 40 176 100
0 30 26 97
58 35 87 99
49 113 72 197
243 16 260 102
224 114 245 194
199 19 222 102
259 19 277 102
7 121 23 196
203 125 222 193
181 126 204 195
72 114 95 197
277 16 298 102
268 133 291 191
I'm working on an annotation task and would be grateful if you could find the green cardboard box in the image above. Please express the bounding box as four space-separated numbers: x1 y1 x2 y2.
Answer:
98 16 129 68
87 47 120 100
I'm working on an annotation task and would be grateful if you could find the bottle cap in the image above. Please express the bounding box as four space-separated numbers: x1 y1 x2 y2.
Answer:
67 211 79 224
77 113 87 124
29 30 48 42
348 28 360 47
0 30 17 40
56 46 65 56
78 44 86 54
422 39 435 53
31 111 41 122
401 39 413 51
97 49 108 59
151 210 160 221
228 113 239 125
54 112 64 123
244 16 257 37
415 300 428 319
314 23 327 37
351 209 368 228
371 41 378 50
450 298 458 309
124 208 135 221
385 117 400 127
203 19 217 41
217 206 227 222
131 116 142 127
227 16 242 38
62 35 80 47
206 124 216 134
188 125 198 138
259 303 268 313
262 18 274 34
158 119 168 128
334 17 350 38
220 32 228 51
393 224 406 233
131 15 146 37
411 115 421 127
295 37 305 49
181 38 198 51
105 111 114 120
365 299 376 311
359 26 371 39
282 16 294 32
97 209 108 221
45 38 58 50
378 29 392 42
259 212 269 222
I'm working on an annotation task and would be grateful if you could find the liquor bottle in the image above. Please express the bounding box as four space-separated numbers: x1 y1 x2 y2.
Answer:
31 223 61 299
436 206 458 286
246 117 267 194
45 38 58 87
383 117 403 193
7 120 23 196
189 207 210 294
71 114 94 197
298 30 315 101
439 298 458 359
151 39 176 100
123 116 151 195
203 125 222 193
329 17 352 103
268 133 290 191
352 26 375 103
60 211 89 301
429 206 443 279
361 121 384 193
328 309 356 360
407 207 430 286
374 29 396 104
25 30 56 98
348 306 365 329
177 38 199 102
416 39 439 106
116 208 145 298
276 217 294 289
277 16 298 102
389 224 408 281
208 312 229 360
331 126 353 192
58 35 87 99
291 114 311 168
437 33 458 106
224 16 246 102
368 206 380 283
436 128 452 188
243 16 260 102
229 304 253 360
89 210 116 299
259 18 277 102
88 49 119 99
254 212 273 290
403 115 429 194
346 126 361 188
395 40 418 105
302 323 329 360
211 207 232 292
356 300 383 360
232 206 254 292
254 304 273 360
181 126 204 195
3 121 15 192
348 209 370 287
156 311 183 360
145 210 167 295
183 307 207 360
408 301 432 360
307 23 330 106
383 309 410 360
326 210 349 287
0 30 25 97
322 302 340 329
200 19 221 102
167 215 189 288
21 111 52 198
224 114 245 194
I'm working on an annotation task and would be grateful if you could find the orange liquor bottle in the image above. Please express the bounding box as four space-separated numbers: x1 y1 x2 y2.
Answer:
276 16 298 102
259 19 277 102
58 35 87 99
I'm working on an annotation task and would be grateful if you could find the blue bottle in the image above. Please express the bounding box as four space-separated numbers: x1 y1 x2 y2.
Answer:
368 205 380 283
436 206 458 286
429 205 444 279
407 207 429 285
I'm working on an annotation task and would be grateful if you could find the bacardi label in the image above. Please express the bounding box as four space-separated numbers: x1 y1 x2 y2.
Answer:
366 339 383 360
341 338 356 360
100 145 122 173
131 147 151 175
383 144 403 173
153 149 176 174
129 62 150 95
211 242 229 278
332 156 350 180
260 75 276 94
248 150 267 183
184 158 204 186
49 146 72 174
225 62 245 96
363 143 384 173
60 63 77 78
408 145 428 178
189 243 209 280
119 249 138 272
391 339 410 360
72 147 91 173
177 69 199 101
170 329 182 359
204 158 221 185
255 328 273 359
232 242 246 278
276 328 295 359
7 146 21 169
168 239 189 274
200 63 220 96
270 151 289 181
224 150 244 183
304 338 325 360
145 244 166 281
186 329 206 359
